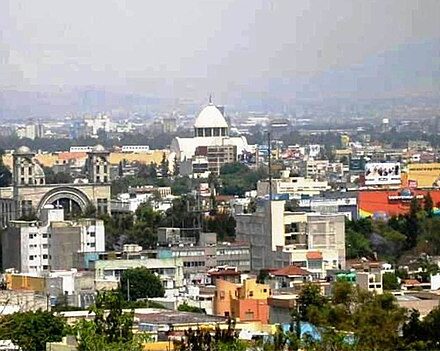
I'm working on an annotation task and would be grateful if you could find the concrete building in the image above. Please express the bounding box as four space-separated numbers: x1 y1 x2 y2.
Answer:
1 206 105 273
92 255 184 293
150 232 251 281
235 200 346 275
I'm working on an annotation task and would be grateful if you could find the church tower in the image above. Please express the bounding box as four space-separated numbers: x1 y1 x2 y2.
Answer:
13 146 46 186
86 145 110 184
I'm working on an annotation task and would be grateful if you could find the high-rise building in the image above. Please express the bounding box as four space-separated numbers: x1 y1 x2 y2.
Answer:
1 206 105 273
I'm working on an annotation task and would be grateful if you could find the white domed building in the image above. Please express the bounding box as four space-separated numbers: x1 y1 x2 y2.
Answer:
171 101 249 175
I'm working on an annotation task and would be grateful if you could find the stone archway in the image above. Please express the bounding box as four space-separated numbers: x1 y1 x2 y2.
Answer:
36 186 92 214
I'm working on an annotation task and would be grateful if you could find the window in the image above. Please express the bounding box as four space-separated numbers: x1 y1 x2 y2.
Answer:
90 243 96 248
43 254 48 259
28 167 32 175
29 255 34 260
21 167 25 175
244 311 254 320
248 291 254 297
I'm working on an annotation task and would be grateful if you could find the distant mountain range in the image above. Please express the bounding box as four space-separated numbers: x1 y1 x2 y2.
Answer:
0 39 438 119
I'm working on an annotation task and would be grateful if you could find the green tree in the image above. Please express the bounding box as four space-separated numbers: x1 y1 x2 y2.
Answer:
297 283 326 321
75 291 146 351
382 272 400 291
43 167 73 184
346 228 372 259
160 153 169 178
0 310 67 351
177 302 206 314
127 203 163 248
203 214 236 241
424 192 434 217
120 267 165 301
0 149 11 187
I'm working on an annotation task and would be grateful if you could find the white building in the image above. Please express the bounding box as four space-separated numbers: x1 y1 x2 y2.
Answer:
257 173 330 198
171 100 250 163
235 200 346 276
121 145 150 153
93 256 184 294
1 206 105 273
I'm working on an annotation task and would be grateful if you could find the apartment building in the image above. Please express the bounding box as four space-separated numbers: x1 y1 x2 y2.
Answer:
235 200 346 276
1 206 105 273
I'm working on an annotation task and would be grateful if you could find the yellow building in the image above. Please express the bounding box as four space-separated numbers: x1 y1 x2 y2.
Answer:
5 273 46 293
214 278 271 323
109 151 168 166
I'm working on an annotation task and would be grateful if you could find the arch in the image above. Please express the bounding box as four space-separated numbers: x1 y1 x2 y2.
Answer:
36 186 92 214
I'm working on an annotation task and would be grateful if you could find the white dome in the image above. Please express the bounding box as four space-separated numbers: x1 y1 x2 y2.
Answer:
94 144 106 152
194 104 228 129
16 146 32 154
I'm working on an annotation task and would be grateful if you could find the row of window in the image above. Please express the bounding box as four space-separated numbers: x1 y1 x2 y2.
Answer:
183 261 205 267
216 249 250 256
29 254 50 260
29 244 49 249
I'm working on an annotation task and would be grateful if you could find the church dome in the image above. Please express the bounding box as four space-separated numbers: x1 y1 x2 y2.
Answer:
194 104 228 129
16 146 32 154
93 144 106 152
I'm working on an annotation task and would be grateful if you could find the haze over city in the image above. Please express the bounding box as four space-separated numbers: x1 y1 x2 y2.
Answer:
1 0 439 117
1 2 440 350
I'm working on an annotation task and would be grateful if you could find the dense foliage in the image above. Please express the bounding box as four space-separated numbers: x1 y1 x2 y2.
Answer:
346 196 440 262
120 267 165 301
0 310 67 351
219 162 267 196
75 291 147 351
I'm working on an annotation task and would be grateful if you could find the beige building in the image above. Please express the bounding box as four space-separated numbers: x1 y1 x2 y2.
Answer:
0 145 111 226
235 200 346 276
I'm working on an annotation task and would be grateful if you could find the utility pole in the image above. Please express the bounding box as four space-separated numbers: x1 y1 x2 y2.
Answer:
127 277 130 302
267 131 272 201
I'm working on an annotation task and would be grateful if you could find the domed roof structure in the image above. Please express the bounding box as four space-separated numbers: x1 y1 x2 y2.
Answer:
93 144 106 152
194 104 228 129
16 146 32 154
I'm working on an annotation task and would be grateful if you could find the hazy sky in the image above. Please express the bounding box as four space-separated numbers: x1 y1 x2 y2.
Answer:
1 0 439 99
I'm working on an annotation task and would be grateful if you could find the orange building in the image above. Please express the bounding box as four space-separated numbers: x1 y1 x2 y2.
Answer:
214 278 271 324
358 189 440 218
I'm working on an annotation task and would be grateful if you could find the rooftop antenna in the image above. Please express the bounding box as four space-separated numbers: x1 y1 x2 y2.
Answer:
209 94 213 105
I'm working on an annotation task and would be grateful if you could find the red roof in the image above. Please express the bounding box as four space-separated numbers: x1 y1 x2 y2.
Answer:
306 251 323 260
271 265 311 277
403 279 421 286
58 152 87 161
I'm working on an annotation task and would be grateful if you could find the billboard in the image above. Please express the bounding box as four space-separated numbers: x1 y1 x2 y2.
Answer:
406 163 440 188
364 162 401 185
309 145 321 158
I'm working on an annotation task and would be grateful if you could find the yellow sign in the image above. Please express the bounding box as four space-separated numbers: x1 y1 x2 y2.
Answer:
406 163 440 188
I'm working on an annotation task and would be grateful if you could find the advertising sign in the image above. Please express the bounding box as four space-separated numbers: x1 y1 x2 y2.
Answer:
364 162 401 185
309 144 321 158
